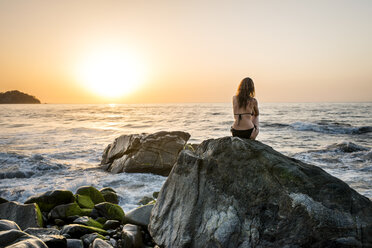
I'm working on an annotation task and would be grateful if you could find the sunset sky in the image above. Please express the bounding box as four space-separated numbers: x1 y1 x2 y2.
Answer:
0 0 371 103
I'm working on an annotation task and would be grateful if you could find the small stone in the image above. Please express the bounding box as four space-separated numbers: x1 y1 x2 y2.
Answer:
103 220 121 230
66 238 84 248
121 224 143 248
94 202 125 223
92 238 113 248
73 216 104 229
137 196 153 205
152 192 159 199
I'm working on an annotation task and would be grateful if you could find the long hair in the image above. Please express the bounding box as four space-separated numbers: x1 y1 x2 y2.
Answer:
236 77 255 108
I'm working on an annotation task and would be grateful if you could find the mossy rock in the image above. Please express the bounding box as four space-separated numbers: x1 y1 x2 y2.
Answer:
94 202 125 223
137 196 154 205
73 216 104 229
76 186 105 204
48 202 83 220
24 190 75 212
35 203 44 227
60 224 108 239
95 217 107 225
100 188 119 204
76 194 95 209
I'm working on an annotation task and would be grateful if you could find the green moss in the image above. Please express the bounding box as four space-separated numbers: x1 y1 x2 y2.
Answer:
82 225 108 235
34 203 44 227
76 186 105 204
76 194 95 209
86 218 104 229
95 202 125 223
81 208 93 216
65 202 83 216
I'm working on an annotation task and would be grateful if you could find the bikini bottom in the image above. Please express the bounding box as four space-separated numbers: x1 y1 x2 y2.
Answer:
231 126 255 139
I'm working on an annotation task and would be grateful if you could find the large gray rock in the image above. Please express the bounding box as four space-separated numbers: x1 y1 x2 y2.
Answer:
0 201 43 230
149 137 372 248
101 131 190 176
0 229 48 248
125 204 154 226
0 219 21 231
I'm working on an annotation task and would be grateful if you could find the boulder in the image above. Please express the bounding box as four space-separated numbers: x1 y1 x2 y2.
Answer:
100 188 119 204
121 224 143 248
60 224 108 239
24 227 66 248
48 202 83 220
24 190 75 212
0 201 43 229
125 204 154 226
76 194 95 209
76 186 105 204
73 216 104 229
101 131 191 176
103 220 121 230
66 238 84 248
0 229 48 248
81 233 107 247
95 202 125 223
92 238 114 248
149 137 372 247
0 219 21 231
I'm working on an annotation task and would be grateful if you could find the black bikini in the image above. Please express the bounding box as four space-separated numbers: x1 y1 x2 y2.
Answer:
231 112 256 139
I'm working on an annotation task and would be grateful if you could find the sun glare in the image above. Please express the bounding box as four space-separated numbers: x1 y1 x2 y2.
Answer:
77 48 145 98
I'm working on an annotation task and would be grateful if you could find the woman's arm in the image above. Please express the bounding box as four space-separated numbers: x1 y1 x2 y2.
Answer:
250 99 260 140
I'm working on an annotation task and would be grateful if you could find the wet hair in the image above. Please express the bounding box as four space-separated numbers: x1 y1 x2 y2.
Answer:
236 77 255 108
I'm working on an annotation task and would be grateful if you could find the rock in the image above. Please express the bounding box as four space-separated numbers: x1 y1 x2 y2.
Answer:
149 137 372 247
95 202 125 223
76 186 105 204
92 238 114 248
137 196 154 205
24 227 66 248
152 192 159 199
81 233 106 247
73 216 104 229
49 202 84 220
0 196 8 204
0 229 48 248
66 238 84 248
60 224 108 239
76 194 95 209
101 131 191 176
103 220 121 230
125 204 154 226
100 188 119 204
0 201 43 229
0 219 21 231
24 190 75 212
121 224 143 248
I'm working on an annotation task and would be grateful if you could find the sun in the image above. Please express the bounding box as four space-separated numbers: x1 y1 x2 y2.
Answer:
77 48 145 98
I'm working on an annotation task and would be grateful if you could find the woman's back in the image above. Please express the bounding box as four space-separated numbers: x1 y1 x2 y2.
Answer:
232 96 258 130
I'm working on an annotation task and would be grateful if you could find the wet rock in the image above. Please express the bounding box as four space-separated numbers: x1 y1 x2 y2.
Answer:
95 202 125 223
66 238 84 248
0 229 48 248
60 224 108 239
73 216 104 229
103 220 121 230
125 204 154 226
81 233 106 247
92 238 114 248
0 219 21 231
75 194 95 209
100 188 119 204
0 201 43 229
24 190 75 212
0 196 8 204
121 224 143 248
101 131 190 176
24 227 66 248
49 202 84 220
76 186 105 205
137 196 153 205
149 137 372 247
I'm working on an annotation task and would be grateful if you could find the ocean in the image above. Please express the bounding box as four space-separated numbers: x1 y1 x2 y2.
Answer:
0 103 371 211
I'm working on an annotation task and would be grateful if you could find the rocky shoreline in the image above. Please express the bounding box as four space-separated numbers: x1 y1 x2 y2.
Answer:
1 132 371 247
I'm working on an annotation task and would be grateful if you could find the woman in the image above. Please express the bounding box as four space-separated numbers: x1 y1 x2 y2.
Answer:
231 77 259 140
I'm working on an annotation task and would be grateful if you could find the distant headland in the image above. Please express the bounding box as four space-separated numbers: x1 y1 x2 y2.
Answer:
0 90 41 104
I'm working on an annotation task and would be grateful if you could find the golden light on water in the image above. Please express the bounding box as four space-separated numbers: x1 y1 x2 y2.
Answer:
76 47 145 98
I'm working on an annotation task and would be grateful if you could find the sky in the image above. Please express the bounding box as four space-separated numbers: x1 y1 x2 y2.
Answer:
0 0 371 103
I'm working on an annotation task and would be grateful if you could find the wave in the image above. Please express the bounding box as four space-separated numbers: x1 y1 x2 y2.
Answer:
326 142 370 153
290 122 372 135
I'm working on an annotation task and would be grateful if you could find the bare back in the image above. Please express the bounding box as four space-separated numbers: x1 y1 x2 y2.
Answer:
232 96 259 130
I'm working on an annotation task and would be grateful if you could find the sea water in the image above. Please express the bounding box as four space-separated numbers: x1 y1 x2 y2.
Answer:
0 103 371 211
